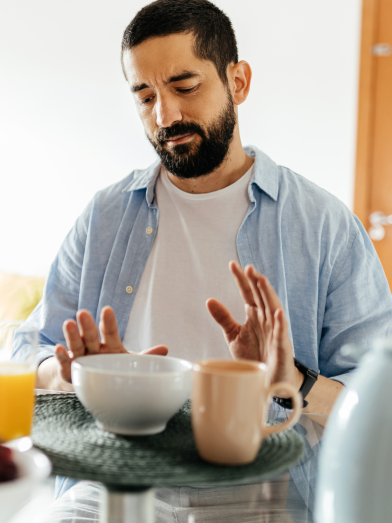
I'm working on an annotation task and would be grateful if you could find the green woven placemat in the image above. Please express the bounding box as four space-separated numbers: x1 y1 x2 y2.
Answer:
32 394 304 488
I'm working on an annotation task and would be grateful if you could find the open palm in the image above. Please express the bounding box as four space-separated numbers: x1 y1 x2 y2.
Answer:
55 306 168 383
207 262 299 390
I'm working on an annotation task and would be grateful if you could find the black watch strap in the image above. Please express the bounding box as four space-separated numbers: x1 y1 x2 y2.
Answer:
273 358 319 410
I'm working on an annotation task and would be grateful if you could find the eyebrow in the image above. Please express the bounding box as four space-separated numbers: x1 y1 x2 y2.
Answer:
131 70 200 93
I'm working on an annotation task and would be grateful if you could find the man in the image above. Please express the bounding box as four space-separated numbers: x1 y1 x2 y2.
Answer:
15 0 391 412
13 0 392 515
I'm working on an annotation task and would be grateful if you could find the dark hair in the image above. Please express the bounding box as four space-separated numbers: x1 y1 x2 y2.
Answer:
121 0 238 84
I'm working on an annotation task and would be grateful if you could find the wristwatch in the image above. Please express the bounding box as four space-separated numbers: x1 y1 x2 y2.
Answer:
272 358 319 409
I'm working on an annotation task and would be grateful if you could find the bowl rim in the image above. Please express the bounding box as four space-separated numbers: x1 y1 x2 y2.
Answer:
71 353 193 377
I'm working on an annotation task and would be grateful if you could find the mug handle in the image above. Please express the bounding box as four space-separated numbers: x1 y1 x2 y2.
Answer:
262 382 302 437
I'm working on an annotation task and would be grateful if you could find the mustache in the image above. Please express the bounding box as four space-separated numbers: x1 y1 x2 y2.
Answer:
155 122 206 145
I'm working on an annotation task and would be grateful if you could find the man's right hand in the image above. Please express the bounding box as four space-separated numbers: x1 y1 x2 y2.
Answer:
36 306 168 391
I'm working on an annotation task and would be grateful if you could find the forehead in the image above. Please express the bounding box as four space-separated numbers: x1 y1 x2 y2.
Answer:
123 32 215 86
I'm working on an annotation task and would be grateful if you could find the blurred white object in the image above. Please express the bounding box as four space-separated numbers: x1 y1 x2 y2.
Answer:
368 211 392 241
72 354 192 435
315 337 392 522
0 445 51 523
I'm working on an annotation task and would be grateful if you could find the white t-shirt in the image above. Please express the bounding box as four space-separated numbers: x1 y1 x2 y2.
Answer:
123 165 254 362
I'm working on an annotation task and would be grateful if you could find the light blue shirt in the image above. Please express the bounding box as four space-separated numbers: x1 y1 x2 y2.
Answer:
13 146 392 386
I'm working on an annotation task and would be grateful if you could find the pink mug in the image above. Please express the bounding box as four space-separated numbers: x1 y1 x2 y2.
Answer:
191 359 302 465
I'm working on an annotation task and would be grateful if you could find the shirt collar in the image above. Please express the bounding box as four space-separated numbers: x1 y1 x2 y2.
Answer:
122 159 161 206
244 145 279 201
122 145 279 204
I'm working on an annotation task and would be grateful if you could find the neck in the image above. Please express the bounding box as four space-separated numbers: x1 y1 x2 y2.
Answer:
166 129 254 194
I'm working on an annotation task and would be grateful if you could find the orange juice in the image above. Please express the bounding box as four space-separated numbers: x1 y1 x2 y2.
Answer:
0 364 35 441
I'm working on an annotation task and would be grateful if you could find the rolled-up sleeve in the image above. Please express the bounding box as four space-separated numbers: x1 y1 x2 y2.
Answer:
319 217 392 386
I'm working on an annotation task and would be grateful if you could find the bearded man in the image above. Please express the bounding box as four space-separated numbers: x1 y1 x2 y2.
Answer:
14 0 391 433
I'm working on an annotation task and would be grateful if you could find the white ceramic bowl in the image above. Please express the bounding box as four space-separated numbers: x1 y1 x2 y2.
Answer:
71 354 192 435
0 443 51 523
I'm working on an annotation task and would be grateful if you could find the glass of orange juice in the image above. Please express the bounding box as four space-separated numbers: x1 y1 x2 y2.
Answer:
0 321 38 442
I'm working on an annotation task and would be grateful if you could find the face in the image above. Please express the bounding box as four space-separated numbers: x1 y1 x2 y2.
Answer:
122 33 237 178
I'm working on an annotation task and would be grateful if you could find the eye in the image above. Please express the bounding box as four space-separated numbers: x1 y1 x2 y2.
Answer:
140 96 154 105
177 86 197 94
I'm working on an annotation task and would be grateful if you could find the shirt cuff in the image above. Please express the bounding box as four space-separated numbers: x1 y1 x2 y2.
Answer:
36 345 56 367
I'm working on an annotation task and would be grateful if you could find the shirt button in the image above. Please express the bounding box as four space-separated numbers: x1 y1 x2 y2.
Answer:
126 286 134 294
146 227 153 235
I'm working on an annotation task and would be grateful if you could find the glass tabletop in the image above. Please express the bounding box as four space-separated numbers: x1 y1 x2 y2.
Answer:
27 391 326 523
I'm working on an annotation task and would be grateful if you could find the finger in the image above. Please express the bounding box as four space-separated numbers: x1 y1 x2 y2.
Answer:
229 261 256 306
257 277 283 325
206 298 240 342
63 319 85 358
244 266 266 319
258 275 282 310
247 268 281 324
77 310 100 354
55 344 73 383
141 345 169 356
273 309 289 350
99 306 123 351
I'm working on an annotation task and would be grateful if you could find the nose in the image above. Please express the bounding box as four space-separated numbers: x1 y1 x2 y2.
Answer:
155 94 182 128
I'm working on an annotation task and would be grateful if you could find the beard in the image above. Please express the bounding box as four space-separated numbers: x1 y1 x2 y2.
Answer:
146 91 236 179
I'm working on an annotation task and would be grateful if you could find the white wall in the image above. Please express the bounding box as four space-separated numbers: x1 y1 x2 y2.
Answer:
0 0 362 276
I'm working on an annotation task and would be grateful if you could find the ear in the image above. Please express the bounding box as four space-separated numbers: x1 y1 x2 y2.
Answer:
228 60 252 106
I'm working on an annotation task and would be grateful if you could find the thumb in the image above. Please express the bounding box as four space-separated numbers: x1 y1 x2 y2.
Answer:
141 345 169 356
55 345 73 383
206 298 240 342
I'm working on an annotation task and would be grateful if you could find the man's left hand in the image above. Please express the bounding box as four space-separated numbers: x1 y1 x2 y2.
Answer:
207 262 304 396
